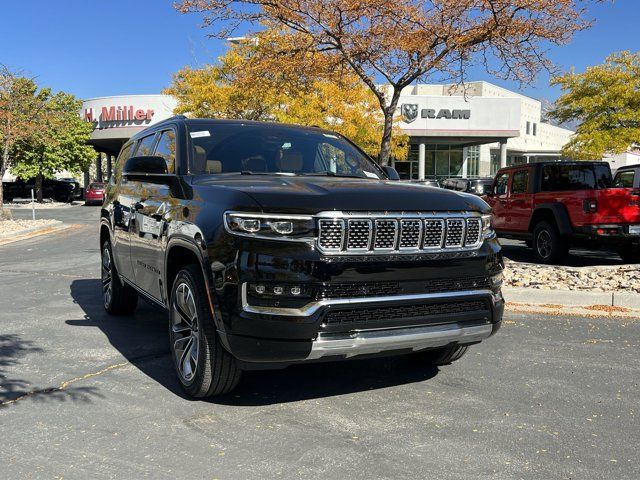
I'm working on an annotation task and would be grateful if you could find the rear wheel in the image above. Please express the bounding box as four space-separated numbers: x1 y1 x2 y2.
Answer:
101 240 138 315
169 265 241 398
617 245 640 263
532 221 568 264
415 345 470 366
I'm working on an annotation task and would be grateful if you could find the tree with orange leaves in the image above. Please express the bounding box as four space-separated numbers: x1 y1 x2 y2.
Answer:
176 0 594 165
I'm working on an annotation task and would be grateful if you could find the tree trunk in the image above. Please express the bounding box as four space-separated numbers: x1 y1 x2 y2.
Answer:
378 90 401 166
36 173 43 203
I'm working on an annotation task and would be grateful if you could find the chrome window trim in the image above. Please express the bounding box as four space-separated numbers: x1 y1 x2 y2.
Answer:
241 283 496 317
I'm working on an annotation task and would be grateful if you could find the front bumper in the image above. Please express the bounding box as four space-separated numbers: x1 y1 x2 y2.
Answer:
219 287 503 366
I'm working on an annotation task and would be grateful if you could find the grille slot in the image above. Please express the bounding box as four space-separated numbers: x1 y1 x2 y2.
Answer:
316 213 484 254
445 219 465 247
465 218 482 246
317 282 402 299
323 300 490 326
423 219 445 249
347 219 372 251
318 219 344 251
374 219 398 250
399 219 422 249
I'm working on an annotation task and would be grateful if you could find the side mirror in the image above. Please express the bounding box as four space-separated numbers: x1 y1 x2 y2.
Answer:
382 166 400 181
123 156 168 176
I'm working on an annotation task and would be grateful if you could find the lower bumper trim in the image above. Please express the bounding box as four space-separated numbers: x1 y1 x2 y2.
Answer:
306 322 493 360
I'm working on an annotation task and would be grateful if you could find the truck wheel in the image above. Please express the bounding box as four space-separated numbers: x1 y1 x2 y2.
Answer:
532 221 568 264
101 240 138 315
415 345 469 366
617 245 640 263
169 265 241 398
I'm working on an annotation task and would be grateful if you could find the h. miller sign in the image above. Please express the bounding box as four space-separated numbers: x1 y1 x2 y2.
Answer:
401 103 470 123
84 105 155 129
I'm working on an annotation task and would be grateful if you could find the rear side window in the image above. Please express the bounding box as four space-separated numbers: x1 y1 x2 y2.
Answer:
613 170 635 188
541 165 599 191
494 173 509 195
511 170 529 194
154 130 176 173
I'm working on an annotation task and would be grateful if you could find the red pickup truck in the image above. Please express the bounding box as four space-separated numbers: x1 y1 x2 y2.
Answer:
484 162 640 263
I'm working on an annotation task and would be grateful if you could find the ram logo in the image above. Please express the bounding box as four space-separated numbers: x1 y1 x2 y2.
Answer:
401 104 419 123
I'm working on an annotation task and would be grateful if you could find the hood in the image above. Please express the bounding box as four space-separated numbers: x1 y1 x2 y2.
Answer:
192 175 489 214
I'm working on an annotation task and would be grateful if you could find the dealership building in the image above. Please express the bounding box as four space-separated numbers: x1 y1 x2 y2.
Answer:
66 81 573 183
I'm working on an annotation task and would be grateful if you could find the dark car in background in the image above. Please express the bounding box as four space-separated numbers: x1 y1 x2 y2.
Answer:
2 177 81 203
84 182 107 205
408 178 440 188
100 116 504 398
441 177 494 196
612 164 640 189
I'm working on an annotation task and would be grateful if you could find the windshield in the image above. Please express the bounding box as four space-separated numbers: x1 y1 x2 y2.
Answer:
187 123 383 179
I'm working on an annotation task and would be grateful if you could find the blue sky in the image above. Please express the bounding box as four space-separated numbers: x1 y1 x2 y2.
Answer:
0 0 637 102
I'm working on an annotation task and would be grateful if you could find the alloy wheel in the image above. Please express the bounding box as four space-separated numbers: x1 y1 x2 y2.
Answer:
171 282 199 382
101 246 113 308
536 229 552 259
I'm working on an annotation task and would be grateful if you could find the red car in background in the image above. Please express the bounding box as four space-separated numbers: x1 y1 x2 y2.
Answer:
484 162 640 263
84 182 107 205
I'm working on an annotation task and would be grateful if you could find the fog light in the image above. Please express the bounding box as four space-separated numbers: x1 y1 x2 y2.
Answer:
273 286 284 295
255 284 266 294
290 286 301 296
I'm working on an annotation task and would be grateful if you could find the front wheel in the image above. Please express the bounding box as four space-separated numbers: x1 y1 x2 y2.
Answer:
414 345 470 366
169 265 241 398
532 221 568 264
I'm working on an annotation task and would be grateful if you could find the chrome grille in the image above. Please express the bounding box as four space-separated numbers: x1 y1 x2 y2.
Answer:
399 219 422 249
347 219 372 250
445 219 465 247
318 219 344 251
374 219 397 250
465 218 481 246
316 213 484 255
423 219 445 249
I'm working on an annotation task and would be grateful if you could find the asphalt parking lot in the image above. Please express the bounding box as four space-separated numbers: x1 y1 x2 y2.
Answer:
1 205 638 479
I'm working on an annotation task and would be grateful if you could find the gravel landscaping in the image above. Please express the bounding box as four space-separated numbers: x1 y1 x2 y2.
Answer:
0 218 59 236
504 258 640 293
3 200 79 209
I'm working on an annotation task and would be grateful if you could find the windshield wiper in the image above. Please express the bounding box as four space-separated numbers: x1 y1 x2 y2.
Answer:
301 171 367 179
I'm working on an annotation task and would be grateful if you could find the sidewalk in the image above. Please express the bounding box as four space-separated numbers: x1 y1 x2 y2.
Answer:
503 286 640 318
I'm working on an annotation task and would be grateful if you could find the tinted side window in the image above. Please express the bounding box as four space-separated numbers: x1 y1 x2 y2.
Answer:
136 134 157 157
594 164 612 188
494 173 509 195
541 165 597 191
613 170 635 188
154 130 176 173
511 170 529 194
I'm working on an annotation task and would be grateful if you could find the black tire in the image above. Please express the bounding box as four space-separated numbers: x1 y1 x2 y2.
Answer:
101 240 138 315
415 345 470 366
617 245 640 263
532 221 569 264
169 265 241 398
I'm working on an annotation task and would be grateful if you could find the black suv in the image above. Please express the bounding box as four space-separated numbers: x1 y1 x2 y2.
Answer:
441 177 494 196
3 177 81 203
100 117 504 397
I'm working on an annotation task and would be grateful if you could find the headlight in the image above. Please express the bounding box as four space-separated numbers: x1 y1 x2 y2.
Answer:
224 212 315 242
481 214 495 239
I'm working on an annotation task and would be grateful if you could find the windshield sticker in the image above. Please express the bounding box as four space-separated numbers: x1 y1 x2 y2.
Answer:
363 171 378 179
190 130 211 138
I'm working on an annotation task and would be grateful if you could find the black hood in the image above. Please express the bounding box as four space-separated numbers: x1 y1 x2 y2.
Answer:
193 175 490 214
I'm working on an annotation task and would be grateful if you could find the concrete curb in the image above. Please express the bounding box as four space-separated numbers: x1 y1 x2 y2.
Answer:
503 286 640 309
0 221 70 245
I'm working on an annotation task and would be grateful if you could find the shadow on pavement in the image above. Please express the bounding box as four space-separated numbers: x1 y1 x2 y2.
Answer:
500 240 624 267
68 278 440 405
0 334 101 407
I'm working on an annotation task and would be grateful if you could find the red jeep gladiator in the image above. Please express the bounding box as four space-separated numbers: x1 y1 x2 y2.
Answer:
484 162 640 263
